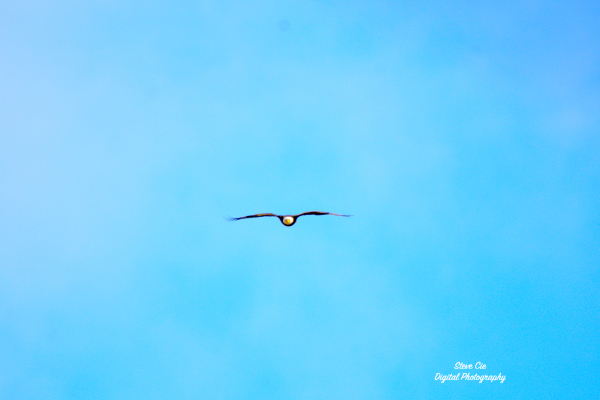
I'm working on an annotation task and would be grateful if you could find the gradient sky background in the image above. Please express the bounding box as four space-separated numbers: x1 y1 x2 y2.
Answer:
1 0 599 399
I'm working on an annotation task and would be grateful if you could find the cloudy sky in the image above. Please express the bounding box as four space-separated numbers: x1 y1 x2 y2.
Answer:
1 0 599 398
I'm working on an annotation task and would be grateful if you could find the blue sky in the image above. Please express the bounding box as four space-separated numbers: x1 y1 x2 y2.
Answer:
1 0 599 398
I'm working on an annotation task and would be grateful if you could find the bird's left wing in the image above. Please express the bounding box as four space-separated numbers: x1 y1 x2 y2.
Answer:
294 211 352 218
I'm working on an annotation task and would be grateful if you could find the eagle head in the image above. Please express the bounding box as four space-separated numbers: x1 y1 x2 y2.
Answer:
282 216 295 226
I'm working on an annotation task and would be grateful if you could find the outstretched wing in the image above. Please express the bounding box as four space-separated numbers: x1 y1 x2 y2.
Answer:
226 213 280 221
294 211 353 218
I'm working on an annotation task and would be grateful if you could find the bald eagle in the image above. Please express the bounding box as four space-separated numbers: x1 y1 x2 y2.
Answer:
226 211 352 227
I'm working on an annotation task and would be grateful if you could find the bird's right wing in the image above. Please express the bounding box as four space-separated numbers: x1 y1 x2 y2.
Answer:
226 213 280 221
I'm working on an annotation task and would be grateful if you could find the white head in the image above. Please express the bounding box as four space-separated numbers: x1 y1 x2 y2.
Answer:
282 216 295 226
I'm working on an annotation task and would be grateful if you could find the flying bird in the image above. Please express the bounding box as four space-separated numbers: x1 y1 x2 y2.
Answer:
226 211 352 227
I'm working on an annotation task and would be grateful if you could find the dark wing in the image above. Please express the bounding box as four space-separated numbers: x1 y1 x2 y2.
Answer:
294 211 353 218
226 213 280 221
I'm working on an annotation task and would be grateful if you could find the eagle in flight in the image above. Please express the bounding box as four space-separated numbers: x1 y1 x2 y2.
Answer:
227 211 352 227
